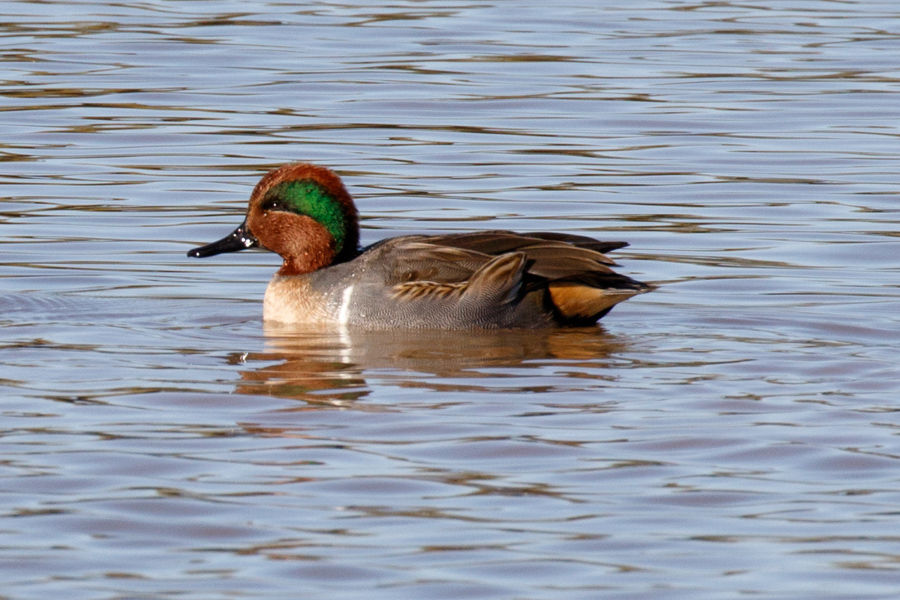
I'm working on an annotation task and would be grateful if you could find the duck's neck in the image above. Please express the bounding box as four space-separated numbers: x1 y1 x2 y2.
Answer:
276 231 360 277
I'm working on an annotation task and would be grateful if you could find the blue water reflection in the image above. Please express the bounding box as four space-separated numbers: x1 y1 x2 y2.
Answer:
2 1 899 598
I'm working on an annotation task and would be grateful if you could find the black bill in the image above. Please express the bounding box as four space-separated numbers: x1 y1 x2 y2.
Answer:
187 220 259 258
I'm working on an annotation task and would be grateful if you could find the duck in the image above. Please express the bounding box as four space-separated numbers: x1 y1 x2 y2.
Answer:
188 163 650 328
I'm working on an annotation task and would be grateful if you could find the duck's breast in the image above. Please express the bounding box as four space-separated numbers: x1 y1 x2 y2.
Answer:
263 274 343 324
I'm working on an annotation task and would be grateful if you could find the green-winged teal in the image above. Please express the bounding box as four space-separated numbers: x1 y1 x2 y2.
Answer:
188 163 650 328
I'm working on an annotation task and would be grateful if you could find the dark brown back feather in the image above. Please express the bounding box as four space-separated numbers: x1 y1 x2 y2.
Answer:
366 230 648 325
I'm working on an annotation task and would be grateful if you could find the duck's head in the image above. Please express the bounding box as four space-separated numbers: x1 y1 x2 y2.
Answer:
188 163 360 275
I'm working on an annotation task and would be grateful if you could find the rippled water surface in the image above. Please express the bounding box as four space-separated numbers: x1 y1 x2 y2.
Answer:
2 1 900 598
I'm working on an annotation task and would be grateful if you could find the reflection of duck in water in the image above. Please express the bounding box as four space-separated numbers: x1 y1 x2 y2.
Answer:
189 163 650 328
233 326 630 404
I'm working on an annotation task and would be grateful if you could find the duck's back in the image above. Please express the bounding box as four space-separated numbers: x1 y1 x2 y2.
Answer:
321 230 649 329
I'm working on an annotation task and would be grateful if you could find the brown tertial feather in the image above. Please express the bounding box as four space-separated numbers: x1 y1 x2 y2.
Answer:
389 252 527 305
429 231 628 259
384 241 487 284
526 260 615 280
427 232 547 254
531 243 617 267
526 232 629 254
462 252 528 305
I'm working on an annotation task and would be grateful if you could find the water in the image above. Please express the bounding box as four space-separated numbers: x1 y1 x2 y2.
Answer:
2 1 900 598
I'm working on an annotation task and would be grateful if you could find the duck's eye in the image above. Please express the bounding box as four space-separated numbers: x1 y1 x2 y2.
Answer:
259 196 282 212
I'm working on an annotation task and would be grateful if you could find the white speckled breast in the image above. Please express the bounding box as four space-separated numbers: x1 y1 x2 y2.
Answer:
263 275 341 324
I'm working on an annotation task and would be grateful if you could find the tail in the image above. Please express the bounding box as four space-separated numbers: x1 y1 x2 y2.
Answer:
548 274 651 325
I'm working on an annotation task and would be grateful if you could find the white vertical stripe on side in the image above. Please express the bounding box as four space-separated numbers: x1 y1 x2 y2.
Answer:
338 284 354 325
